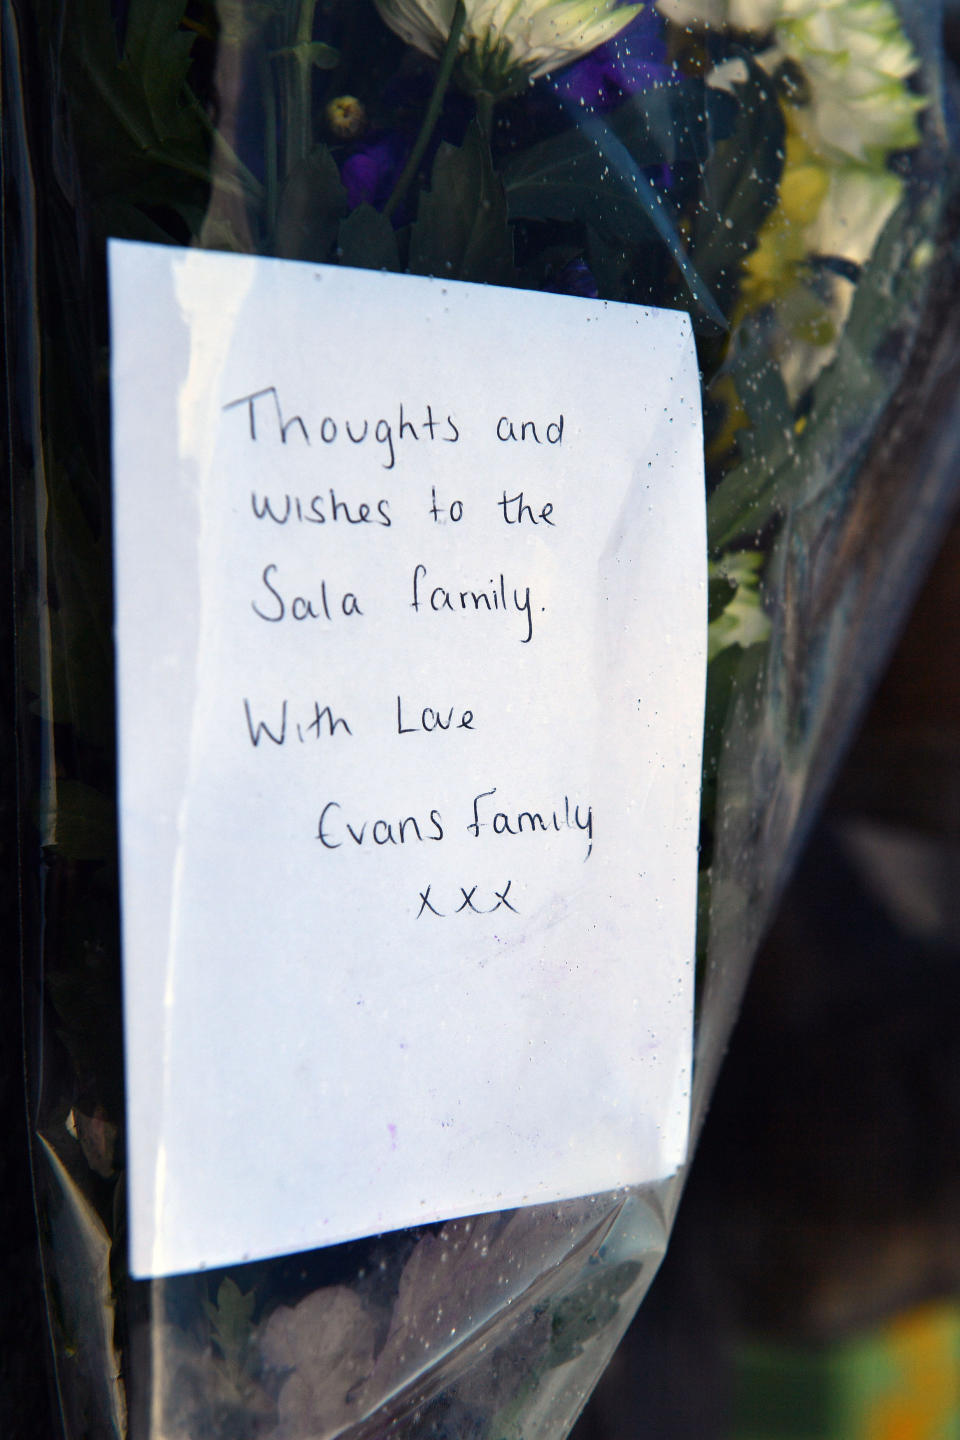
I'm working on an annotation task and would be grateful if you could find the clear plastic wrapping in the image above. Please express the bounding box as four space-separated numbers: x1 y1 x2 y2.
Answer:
6 1 960 1436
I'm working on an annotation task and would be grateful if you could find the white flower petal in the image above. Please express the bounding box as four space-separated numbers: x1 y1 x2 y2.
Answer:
376 0 643 88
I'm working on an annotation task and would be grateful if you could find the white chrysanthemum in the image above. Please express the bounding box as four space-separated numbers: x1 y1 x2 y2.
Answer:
375 0 644 93
660 0 925 397
770 1 923 165
661 0 924 166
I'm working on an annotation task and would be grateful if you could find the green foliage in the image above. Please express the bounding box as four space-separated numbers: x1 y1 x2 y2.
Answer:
691 58 786 318
408 123 515 285
707 190 936 551
504 105 659 242
503 87 730 325
121 0 198 139
338 205 402 271
203 1279 256 1385
59 0 211 227
706 322 797 550
503 82 729 208
274 145 348 261
698 639 768 869
547 1262 642 1369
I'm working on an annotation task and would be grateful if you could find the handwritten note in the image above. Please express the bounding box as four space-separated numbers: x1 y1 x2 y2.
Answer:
110 240 706 1279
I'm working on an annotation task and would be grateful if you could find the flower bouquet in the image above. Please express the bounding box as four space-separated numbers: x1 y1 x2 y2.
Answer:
7 0 960 1437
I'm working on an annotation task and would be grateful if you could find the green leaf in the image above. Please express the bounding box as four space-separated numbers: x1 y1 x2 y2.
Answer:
508 83 729 193
691 57 786 317
122 0 197 141
81 0 201 153
585 225 631 301
503 95 672 235
505 137 647 234
271 41 340 69
337 205 401 272
504 98 725 326
707 189 939 550
505 101 662 200
547 1262 641 1369
700 641 767 849
732 326 796 471
50 0 212 234
408 122 515 285
203 1278 256 1383
706 322 798 550
274 144 348 261
634 82 714 166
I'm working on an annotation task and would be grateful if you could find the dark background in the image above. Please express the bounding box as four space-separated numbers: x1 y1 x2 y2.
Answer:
575 509 960 1440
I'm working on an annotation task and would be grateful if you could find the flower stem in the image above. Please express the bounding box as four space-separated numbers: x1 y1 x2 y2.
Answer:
280 0 319 175
383 0 467 220
260 49 279 242
292 0 318 166
476 91 494 139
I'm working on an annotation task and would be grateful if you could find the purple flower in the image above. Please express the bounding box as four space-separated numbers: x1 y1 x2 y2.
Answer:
340 133 408 211
552 9 673 111
547 258 600 299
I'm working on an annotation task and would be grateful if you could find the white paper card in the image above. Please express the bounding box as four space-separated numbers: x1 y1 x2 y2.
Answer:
110 239 706 1279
